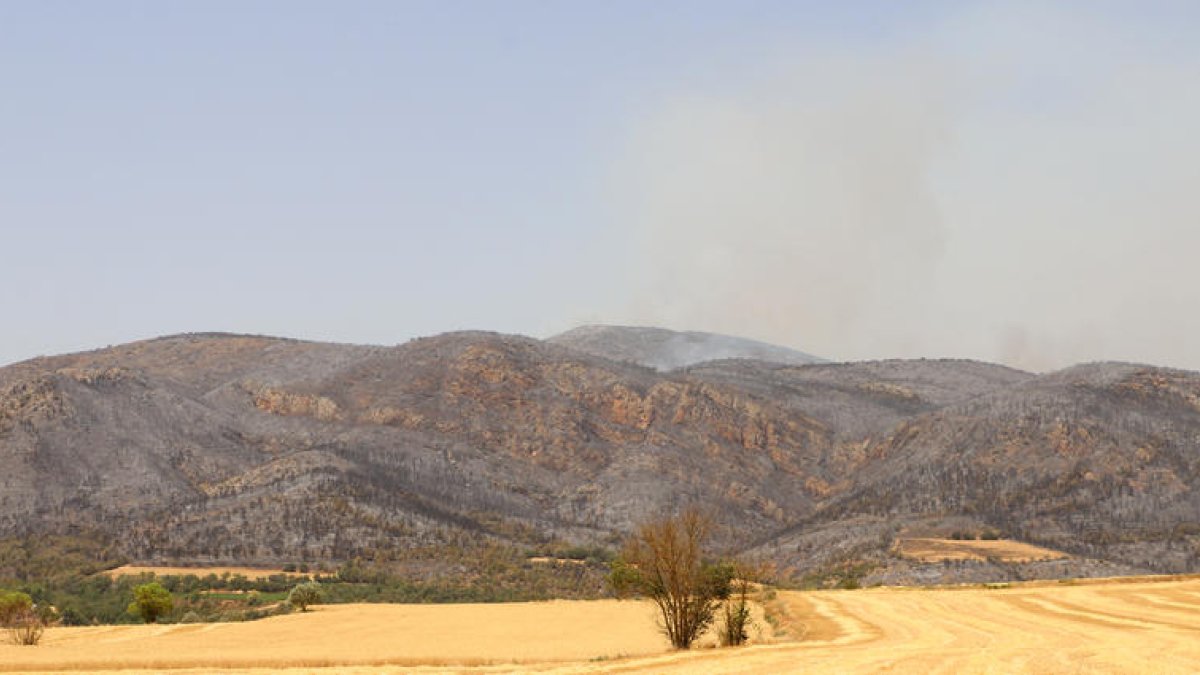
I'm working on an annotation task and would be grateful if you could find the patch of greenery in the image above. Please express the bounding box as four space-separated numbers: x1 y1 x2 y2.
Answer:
0 534 126 582
0 536 613 626
128 582 173 623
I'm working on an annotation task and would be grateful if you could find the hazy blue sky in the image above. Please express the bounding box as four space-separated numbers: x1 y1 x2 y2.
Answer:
2 1 1198 371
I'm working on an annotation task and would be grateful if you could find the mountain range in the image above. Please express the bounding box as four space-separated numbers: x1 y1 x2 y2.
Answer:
2 326 1198 584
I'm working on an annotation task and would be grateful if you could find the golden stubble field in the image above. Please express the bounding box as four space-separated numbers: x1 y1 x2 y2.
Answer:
895 537 1070 563
2 577 1198 674
103 566 297 580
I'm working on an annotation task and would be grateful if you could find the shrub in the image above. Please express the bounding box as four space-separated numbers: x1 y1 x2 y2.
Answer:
9 609 46 646
288 582 323 612
2 594 53 646
58 607 88 626
719 561 768 647
0 591 33 626
128 583 173 623
719 588 752 647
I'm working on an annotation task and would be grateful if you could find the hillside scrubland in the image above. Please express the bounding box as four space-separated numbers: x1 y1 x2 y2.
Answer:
3 327 1200 595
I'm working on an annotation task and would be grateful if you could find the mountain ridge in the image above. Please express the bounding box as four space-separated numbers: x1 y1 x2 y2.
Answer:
2 328 1198 584
548 325 826 371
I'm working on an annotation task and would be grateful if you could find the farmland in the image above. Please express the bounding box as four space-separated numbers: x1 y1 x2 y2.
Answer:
895 537 1070 563
103 566 297 581
2 576 1197 673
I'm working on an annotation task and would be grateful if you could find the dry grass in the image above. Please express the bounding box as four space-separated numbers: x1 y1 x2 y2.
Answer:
895 537 1069 563
553 576 1200 674
103 566 298 580
0 599 671 673
2 577 1198 674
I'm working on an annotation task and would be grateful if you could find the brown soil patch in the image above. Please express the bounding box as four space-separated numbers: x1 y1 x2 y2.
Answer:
895 538 1069 563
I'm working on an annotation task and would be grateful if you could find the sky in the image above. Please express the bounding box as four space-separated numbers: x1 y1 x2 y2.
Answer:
1 1 1198 372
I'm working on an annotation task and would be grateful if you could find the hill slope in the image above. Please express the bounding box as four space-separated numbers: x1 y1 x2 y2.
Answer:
0 332 838 565
2 330 1199 582
548 325 825 370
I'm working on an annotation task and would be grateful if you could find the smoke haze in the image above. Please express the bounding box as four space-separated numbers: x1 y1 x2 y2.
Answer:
3 3 1198 373
611 3 1200 372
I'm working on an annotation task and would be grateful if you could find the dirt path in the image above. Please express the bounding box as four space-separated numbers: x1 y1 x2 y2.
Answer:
544 578 1200 674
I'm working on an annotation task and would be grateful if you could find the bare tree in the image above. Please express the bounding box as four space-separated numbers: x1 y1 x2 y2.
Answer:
609 507 732 649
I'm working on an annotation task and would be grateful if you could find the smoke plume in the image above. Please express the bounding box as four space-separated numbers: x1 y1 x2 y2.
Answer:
610 4 1200 371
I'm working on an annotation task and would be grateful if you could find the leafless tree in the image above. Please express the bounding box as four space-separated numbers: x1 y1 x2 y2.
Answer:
609 507 732 649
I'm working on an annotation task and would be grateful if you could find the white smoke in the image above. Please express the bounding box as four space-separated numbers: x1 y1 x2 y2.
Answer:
609 3 1200 372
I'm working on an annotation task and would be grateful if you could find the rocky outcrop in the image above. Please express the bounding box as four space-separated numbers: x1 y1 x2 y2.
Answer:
0 375 69 433
249 385 340 421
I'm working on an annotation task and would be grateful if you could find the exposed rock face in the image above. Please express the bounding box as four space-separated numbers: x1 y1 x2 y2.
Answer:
250 385 340 421
0 375 70 432
1 330 1199 580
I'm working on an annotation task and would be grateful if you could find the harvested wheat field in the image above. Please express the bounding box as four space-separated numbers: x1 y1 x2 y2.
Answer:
0 599 671 673
3 577 1199 674
895 537 1070 563
103 566 297 580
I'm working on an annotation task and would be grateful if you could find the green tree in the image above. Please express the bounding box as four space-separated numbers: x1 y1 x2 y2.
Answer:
9 606 49 646
719 559 768 646
0 591 33 627
128 582 173 623
1 591 50 645
608 508 733 649
287 582 323 612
